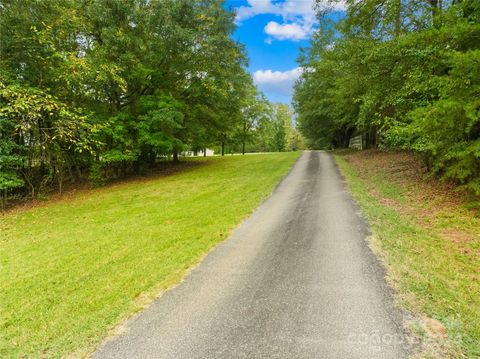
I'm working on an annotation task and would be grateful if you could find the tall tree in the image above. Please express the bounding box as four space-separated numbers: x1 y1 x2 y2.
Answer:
0 0 254 202
295 0 480 193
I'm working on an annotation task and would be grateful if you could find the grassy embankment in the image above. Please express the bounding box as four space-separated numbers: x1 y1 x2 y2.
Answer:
335 150 480 359
0 152 299 358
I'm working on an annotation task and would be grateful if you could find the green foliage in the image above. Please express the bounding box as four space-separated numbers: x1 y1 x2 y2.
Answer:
0 122 24 196
222 88 303 155
0 82 96 196
271 107 287 152
88 162 106 188
295 0 480 192
0 0 283 202
280 104 305 151
245 103 296 153
137 95 185 159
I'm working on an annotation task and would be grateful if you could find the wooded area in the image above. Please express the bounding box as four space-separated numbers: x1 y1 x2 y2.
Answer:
0 0 303 207
294 0 480 194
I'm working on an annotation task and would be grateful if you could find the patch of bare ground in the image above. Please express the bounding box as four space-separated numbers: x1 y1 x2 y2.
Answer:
409 317 466 359
342 150 480 257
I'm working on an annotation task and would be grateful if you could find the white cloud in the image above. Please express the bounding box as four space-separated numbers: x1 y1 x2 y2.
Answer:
235 0 345 23
235 0 277 22
253 67 303 98
264 21 309 41
235 1 345 42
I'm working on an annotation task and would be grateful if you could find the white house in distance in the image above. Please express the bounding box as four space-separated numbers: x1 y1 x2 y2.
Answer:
182 148 215 157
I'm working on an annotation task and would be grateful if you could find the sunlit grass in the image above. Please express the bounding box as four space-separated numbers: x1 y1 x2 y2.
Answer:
335 152 480 358
0 152 299 358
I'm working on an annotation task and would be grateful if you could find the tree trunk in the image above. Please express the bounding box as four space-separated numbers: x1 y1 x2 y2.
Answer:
221 141 225 156
22 170 35 199
1 190 6 211
173 150 179 163
204 148 207 157
394 0 401 37
242 120 247 155
371 126 378 148
428 0 439 24
58 175 63 195
75 165 82 181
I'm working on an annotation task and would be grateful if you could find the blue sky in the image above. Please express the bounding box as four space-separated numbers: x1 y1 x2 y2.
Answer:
224 0 345 104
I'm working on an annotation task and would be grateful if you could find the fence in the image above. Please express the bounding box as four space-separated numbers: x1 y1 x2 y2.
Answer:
349 135 363 150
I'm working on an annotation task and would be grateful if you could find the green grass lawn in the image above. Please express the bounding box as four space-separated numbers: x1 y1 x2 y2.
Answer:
335 151 480 359
0 152 299 358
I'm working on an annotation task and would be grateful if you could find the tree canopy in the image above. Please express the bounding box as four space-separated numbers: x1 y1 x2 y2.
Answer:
294 0 480 194
0 0 303 206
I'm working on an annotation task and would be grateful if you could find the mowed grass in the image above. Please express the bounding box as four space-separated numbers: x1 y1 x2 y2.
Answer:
0 152 299 358
334 150 480 358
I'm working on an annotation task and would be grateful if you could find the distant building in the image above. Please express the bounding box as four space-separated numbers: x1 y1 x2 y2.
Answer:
183 148 214 157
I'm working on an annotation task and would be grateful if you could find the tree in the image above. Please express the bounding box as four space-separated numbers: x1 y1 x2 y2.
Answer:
0 0 255 203
237 85 271 155
0 83 96 196
295 0 480 193
279 104 305 151
0 134 24 209
271 104 287 152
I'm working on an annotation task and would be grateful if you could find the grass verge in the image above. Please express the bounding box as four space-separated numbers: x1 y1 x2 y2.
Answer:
334 150 479 358
0 152 299 358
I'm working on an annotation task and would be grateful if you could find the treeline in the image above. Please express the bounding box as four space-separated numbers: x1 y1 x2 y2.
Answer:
294 0 480 194
219 102 305 155
0 0 301 207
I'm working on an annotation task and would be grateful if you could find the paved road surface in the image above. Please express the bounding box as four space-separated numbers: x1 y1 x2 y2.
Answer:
94 151 409 359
